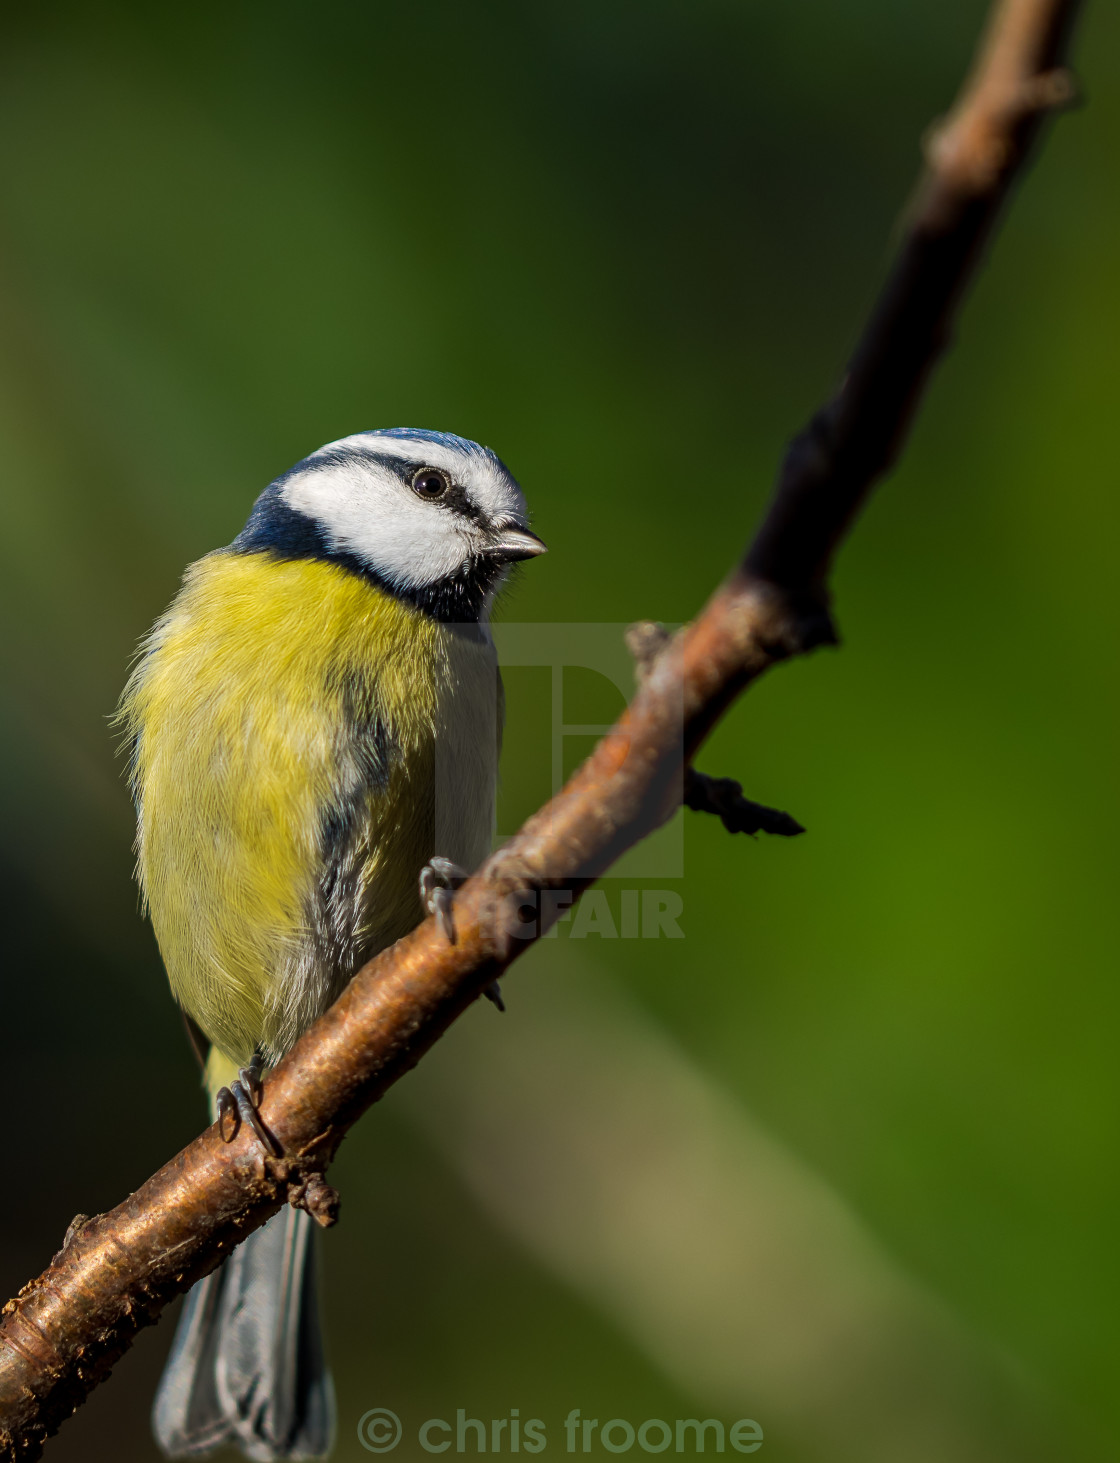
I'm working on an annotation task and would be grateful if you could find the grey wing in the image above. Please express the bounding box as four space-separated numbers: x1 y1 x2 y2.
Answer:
265 674 398 1059
311 672 397 981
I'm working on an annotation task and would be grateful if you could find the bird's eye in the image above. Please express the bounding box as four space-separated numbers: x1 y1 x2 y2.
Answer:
412 468 450 500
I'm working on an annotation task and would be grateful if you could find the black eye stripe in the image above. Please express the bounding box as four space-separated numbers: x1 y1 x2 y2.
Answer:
272 446 488 524
439 481 484 521
405 462 484 523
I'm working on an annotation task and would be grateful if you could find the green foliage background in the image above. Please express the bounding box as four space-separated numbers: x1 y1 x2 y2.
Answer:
0 2 1115 1460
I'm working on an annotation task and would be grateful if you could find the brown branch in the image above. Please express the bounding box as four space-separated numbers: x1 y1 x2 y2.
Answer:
0 2 1082 1456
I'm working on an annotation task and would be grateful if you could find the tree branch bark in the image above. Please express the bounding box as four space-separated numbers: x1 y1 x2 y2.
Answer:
0 1 1082 1456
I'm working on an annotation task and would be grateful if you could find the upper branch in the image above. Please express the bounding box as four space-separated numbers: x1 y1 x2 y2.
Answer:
742 0 1080 596
0 2 1082 1458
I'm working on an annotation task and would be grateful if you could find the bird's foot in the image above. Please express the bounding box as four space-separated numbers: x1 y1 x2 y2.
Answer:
216 1051 282 1157
419 857 505 1010
419 856 468 944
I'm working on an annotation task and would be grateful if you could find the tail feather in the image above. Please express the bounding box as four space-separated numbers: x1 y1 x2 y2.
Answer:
153 1206 335 1460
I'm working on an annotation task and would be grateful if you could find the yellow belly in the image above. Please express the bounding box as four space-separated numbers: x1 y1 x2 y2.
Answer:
118 550 501 1069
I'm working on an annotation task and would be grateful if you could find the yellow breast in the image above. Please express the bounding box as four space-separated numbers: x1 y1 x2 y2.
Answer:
118 550 501 1069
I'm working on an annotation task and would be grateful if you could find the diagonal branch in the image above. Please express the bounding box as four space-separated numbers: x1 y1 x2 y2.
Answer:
0 2 1082 1456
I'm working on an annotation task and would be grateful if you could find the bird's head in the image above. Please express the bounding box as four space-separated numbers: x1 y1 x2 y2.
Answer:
234 428 545 622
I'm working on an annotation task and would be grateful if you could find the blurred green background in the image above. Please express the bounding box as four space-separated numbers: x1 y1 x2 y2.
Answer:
1 1 1116 1460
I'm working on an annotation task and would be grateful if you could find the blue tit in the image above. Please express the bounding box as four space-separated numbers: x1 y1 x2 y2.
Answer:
117 428 545 1461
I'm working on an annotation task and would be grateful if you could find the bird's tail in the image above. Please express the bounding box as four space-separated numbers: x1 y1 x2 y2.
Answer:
152 1204 335 1461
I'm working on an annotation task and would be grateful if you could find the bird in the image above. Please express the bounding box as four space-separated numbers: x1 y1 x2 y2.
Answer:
116 428 546 1460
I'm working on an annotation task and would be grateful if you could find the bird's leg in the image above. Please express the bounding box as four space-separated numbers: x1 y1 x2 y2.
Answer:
215 1048 282 1157
419 856 505 1010
239 1049 264 1110
233 1049 282 1155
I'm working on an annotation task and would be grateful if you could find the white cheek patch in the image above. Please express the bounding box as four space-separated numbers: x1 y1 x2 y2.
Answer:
281 462 472 589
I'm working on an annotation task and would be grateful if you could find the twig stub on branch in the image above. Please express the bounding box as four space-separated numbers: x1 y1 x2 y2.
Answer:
684 771 805 839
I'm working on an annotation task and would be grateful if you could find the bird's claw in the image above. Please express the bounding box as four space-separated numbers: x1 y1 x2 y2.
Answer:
419 859 505 1010
420 856 468 944
216 1053 282 1157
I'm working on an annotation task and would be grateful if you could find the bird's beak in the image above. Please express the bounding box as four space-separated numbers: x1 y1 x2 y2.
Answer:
485 525 548 562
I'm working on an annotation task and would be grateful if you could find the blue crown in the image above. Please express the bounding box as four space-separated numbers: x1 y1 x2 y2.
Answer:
363 427 500 462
